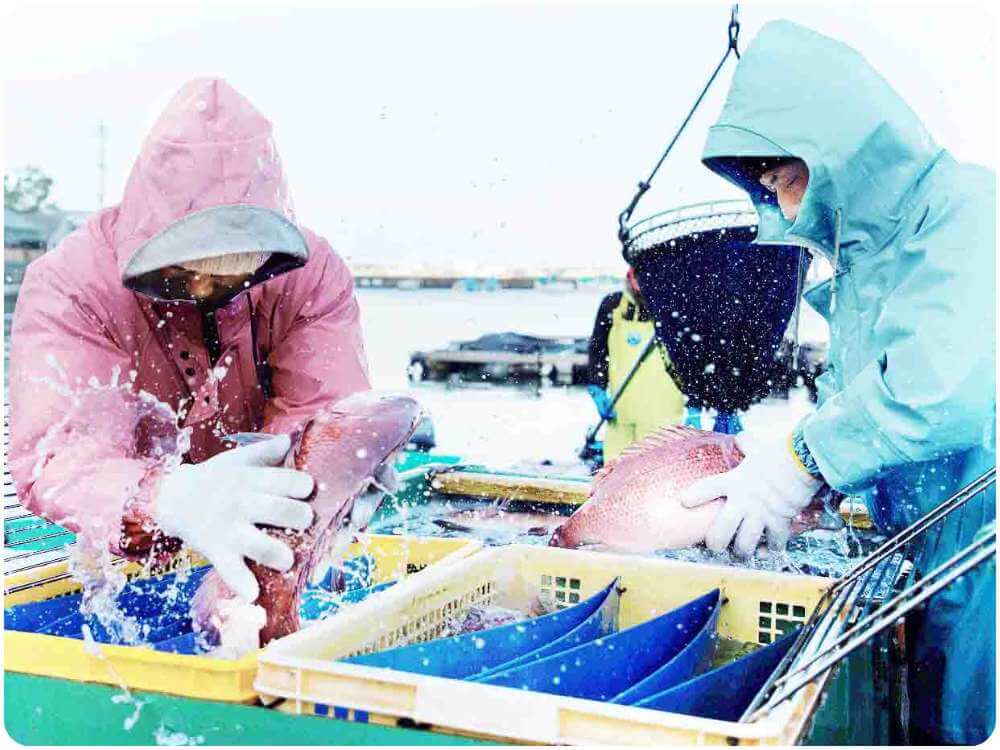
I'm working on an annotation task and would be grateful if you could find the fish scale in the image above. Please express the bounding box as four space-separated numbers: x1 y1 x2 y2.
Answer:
551 426 745 553
552 426 832 554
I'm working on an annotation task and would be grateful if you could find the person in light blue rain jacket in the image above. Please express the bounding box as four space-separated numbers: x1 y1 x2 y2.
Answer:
681 21 995 744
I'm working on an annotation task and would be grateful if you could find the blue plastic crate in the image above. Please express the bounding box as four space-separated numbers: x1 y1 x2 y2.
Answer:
4 554 391 654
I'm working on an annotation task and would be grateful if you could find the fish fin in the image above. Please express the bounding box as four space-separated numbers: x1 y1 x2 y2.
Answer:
590 425 716 492
614 424 709 461
284 424 307 469
590 425 710 487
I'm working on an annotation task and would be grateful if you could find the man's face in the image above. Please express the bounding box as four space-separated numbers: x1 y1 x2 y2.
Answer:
759 159 810 221
159 266 252 304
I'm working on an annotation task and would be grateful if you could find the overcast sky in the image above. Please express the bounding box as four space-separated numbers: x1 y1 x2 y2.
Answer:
5 3 996 267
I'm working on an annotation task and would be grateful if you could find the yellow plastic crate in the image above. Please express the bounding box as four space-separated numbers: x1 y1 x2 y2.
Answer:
256 544 836 744
3 534 480 703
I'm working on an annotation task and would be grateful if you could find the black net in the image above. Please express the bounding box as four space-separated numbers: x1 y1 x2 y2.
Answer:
625 207 802 413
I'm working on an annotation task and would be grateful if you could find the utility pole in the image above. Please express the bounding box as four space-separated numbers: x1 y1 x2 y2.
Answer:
97 121 107 209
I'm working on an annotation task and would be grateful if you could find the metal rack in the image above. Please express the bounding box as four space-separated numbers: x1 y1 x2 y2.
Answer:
743 467 996 725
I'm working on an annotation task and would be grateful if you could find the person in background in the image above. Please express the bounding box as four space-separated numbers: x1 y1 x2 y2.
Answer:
9 78 392 606
586 268 686 462
681 21 994 744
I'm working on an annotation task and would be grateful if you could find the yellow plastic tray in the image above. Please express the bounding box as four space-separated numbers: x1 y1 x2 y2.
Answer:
3 534 480 703
256 544 835 744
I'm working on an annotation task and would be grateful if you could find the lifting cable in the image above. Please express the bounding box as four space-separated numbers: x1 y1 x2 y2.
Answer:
617 4 741 248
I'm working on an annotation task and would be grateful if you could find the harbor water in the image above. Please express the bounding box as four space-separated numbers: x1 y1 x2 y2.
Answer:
353 286 828 470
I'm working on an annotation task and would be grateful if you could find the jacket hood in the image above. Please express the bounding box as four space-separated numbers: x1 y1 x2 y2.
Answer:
701 20 943 262
113 78 308 297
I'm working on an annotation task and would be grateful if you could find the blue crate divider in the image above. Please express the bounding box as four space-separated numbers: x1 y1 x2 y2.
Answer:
470 584 623 681
475 589 721 702
635 629 798 721
345 579 621 680
610 589 721 704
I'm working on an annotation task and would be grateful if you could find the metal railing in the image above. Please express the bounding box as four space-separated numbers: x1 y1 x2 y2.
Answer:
743 467 996 723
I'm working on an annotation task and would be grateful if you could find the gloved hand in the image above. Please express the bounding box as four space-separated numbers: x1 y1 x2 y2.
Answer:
587 385 617 421
153 435 314 602
680 433 822 557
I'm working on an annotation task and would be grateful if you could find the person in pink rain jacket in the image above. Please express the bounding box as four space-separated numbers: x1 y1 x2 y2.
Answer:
9 78 377 603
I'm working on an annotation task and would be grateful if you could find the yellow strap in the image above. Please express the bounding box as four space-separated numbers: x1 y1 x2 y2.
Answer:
787 433 814 480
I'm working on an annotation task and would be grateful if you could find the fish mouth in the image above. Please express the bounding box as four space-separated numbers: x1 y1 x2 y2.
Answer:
549 527 604 551
548 526 592 549
548 526 565 547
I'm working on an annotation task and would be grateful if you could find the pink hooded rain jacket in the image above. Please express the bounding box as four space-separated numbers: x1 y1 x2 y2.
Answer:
8 78 371 557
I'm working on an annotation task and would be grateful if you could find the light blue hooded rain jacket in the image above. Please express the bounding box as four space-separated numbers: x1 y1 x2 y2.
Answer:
702 21 995 744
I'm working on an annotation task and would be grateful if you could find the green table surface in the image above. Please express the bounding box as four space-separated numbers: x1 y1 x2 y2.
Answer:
5 646 880 746
4 672 490 746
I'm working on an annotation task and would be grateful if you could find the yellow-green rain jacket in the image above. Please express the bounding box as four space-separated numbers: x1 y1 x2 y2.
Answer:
604 290 685 461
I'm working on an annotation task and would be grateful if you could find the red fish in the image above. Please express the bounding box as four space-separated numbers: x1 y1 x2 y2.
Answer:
193 392 422 647
550 425 824 554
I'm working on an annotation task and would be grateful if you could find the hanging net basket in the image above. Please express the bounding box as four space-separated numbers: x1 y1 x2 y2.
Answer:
624 200 802 413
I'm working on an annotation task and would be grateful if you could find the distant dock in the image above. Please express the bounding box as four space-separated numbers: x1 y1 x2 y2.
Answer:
409 332 590 387
412 347 589 385
4 249 623 298
353 273 619 292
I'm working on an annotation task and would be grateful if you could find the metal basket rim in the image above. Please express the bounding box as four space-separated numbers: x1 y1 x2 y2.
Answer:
624 199 759 261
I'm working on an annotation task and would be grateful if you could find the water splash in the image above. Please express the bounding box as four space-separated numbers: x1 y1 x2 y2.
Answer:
69 544 142 646
111 691 146 732
154 725 206 746
81 624 147 732
204 600 267 660
657 526 882 578
30 360 192 647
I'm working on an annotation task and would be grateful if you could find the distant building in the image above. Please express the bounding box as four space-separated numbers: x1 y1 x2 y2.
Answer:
4 207 89 251
4 207 64 250
4 208 90 302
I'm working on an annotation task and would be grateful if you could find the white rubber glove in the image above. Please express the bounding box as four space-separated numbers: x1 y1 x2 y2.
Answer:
154 435 315 602
680 433 822 557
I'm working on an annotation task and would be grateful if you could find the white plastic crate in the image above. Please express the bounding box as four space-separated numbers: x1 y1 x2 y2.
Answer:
256 544 836 744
